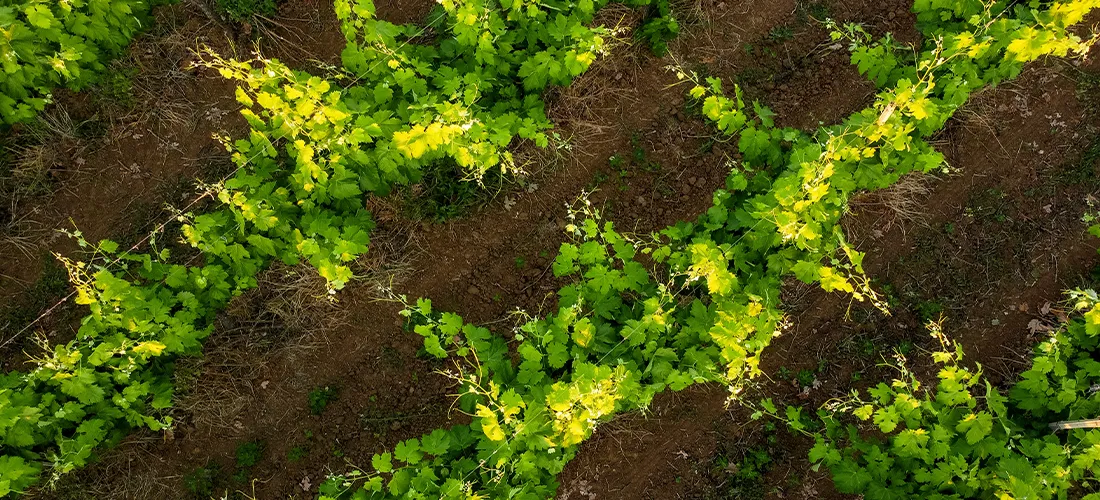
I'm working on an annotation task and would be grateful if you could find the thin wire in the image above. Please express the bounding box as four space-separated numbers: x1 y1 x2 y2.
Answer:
0 13 440 350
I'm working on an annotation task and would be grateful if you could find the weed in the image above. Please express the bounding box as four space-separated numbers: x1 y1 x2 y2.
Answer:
735 66 773 86
715 447 774 499
308 386 339 415
93 67 138 112
403 159 506 222
796 1 831 24
766 25 794 43
587 170 610 190
965 188 1012 223
235 440 264 469
183 464 219 497
216 0 278 22
858 339 877 358
916 299 945 321
287 445 308 462
1076 69 1100 116
3 109 82 201
1057 134 1100 188
514 257 526 269
796 368 816 388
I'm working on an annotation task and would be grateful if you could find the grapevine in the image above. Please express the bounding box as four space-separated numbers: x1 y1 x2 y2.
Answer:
317 1 1100 498
0 0 681 494
794 287 1100 498
0 0 1096 497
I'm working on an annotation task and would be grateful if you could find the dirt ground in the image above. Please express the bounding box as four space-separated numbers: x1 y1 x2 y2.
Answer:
1 0 1097 499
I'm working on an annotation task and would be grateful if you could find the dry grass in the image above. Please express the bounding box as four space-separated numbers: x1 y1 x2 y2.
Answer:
4 109 83 196
0 109 85 252
174 263 344 431
850 172 938 234
38 434 177 500
356 197 423 298
545 4 647 136
0 213 49 259
103 6 202 132
510 134 575 179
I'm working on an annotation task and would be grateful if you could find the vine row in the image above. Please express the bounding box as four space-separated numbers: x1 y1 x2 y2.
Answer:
0 0 678 495
316 0 1100 498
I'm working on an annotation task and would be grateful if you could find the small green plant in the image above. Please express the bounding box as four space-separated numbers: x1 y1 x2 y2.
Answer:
796 368 816 388
714 445 774 499
235 441 264 469
514 257 526 269
183 464 219 497
308 386 339 415
94 67 137 111
215 0 278 22
798 1 831 23
915 299 944 321
403 160 503 222
287 445 308 462
766 25 795 43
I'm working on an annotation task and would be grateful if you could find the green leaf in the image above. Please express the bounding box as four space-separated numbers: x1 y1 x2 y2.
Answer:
372 452 393 473
393 439 422 465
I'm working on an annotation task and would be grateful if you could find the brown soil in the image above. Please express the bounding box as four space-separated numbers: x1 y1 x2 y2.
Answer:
4 0 1098 499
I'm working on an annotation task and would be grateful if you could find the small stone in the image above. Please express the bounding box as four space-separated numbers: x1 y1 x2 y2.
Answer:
467 286 480 295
